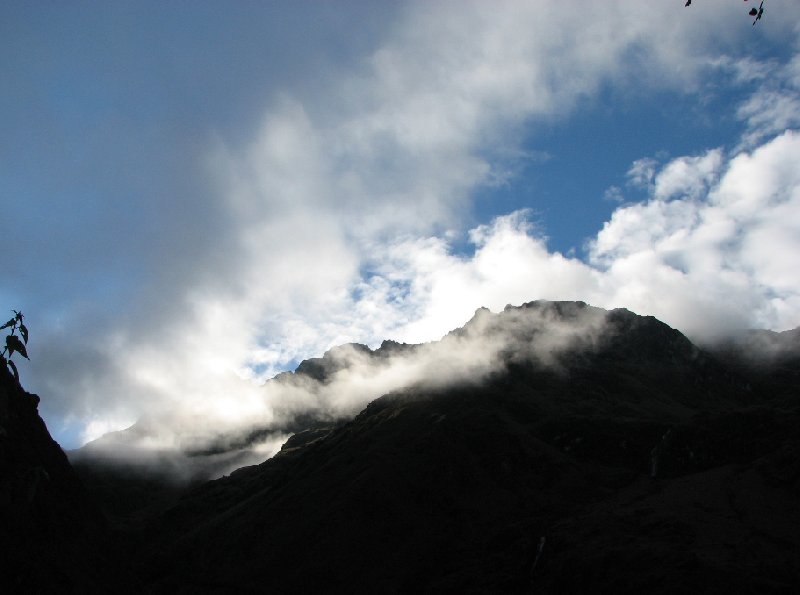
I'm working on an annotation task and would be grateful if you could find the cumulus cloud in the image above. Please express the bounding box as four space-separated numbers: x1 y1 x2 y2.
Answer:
594 132 800 337
652 150 723 200
350 133 800 350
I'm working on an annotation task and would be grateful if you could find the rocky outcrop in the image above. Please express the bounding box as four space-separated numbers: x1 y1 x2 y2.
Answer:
0 368 117 593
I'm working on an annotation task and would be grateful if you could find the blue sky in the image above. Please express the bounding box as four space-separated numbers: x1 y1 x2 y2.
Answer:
2 1 800 449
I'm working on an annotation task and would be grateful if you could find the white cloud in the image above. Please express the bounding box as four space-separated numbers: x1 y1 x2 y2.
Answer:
627 158 658 191
25 1 800 451
736 52 800 149
359 213 597 345
653 149 723 200
603 185 625 203
590 131 800 337
354 132 800 350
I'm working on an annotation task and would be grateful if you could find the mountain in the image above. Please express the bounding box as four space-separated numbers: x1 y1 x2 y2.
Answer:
709 327 800 406
0 366 122 592
130 302 800 593
5 301 800 593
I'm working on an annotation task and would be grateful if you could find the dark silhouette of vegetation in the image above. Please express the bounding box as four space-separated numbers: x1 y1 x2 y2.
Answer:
750 1 764 25
684 0 766 25
2 310 29 383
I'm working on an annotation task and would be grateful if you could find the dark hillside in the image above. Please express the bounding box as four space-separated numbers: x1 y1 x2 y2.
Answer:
133 302 800 593
4 301 798 593
0 367 121 592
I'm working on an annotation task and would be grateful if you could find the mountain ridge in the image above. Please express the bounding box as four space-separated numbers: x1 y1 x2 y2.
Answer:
103 301 799 593
7 300 798 593
72 300 751 469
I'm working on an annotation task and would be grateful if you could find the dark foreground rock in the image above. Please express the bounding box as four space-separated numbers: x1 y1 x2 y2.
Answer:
0 367 122 593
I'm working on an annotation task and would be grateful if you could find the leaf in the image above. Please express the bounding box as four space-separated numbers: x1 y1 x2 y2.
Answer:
7 358 19 383
6 335 28 359
0 318 15 330
19 323 28 344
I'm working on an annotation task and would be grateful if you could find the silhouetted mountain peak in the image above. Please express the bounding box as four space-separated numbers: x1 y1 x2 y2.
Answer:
294 342 373 382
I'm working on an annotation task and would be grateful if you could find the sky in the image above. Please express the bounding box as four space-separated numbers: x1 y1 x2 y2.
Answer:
2 1 799 450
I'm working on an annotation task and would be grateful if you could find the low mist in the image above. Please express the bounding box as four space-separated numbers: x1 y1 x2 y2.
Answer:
72 301 613 479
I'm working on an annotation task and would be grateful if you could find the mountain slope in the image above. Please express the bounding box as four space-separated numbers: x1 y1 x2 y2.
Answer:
0 367 120 592
131 301 800 593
